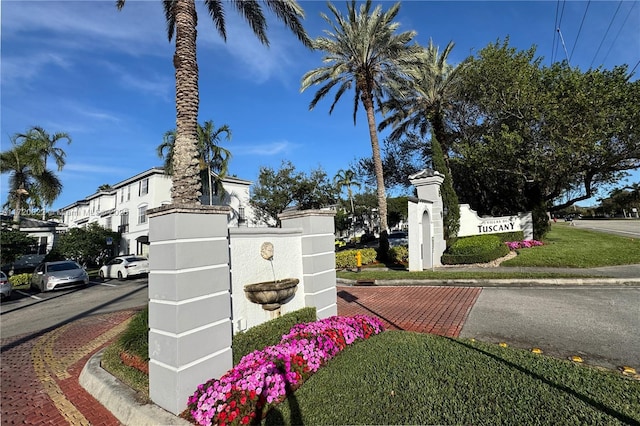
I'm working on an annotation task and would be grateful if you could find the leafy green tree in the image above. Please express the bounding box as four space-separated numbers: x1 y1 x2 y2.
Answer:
0 228 37 264
51 223 120 267
250 161 336 226
431 135 460 243
1 137 63 228
117 0 310 205
450 39 639 238
301 0 422 258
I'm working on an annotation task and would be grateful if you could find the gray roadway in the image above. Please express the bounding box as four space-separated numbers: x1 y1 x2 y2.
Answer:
459 286 640 371
459 219 640 371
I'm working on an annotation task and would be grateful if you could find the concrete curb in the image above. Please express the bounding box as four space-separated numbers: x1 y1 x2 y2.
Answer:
337 277 640 287
79 349 190 426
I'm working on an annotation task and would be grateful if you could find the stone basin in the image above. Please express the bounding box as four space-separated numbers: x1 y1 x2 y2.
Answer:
244 278 299 311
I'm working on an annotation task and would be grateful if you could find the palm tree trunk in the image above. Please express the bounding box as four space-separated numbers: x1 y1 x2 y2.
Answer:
362 93 389 256
172 0 202 205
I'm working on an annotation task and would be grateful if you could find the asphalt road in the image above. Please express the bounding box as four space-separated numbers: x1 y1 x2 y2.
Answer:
0 277 149 339
460 286 640 371
568 218 640 238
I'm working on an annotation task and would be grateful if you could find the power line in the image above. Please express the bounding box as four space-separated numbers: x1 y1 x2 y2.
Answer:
551 0 560 64
552 0 567 64
630 59 640 76
601 1 637 66
557 27 571 66
589 0 623 69
569 0 590 62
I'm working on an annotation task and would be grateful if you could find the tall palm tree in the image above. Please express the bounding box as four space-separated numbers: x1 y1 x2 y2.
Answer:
1 138 62 228
158 121 232 204
379 39 465 165
117 0 311 205
197 120 231 204
334 168 360 215
301 0 422 254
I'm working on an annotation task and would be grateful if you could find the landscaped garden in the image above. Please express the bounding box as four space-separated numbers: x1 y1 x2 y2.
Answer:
101 224 640 425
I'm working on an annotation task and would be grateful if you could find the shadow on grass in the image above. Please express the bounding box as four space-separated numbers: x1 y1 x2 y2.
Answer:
448 338 638 425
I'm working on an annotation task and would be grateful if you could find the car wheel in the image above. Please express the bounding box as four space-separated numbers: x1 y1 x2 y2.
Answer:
30 281 41 293
99 270 105 279
117 271 124 281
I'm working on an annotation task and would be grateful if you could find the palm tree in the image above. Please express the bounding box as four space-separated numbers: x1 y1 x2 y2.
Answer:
158 121 232 204
379 39 465 165
334 169 360 215
197 120 231 204
18 126 71 171
1 138 62 228
301 0 422 254
117 0 311 205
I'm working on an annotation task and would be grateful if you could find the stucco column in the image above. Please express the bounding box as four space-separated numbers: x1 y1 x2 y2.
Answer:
279 209 337 319
409 170 446 269
147 205 232 415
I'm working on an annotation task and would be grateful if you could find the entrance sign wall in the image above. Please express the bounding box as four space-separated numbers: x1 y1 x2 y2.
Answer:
406 169 534 271
458 205 533 240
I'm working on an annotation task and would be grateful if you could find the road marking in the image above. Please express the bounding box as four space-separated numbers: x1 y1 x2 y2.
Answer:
97 282 117 287
15 290 42 300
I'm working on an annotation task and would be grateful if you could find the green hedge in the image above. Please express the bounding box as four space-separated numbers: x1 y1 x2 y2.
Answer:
441 234 509 265
493 231 525 242
335 248 378 269
8 273 32 287
388 246 408 264
232 307 317 365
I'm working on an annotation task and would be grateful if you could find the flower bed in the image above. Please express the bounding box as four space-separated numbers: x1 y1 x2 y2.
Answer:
505 240 543 250
185 315 385 426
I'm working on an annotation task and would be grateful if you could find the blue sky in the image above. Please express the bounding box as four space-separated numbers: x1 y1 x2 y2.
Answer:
2 0 639 211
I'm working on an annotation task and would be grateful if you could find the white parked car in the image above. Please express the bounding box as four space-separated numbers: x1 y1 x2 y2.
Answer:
388 231 409 247
99 256 149 280
31 261 89 292
0 271 12 300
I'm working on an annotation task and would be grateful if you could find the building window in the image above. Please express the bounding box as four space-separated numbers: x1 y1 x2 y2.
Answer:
105 217 112 231
138 205 147 224
119 211 129 233
120 190 124 203
139 178 149 196
127 186 131 201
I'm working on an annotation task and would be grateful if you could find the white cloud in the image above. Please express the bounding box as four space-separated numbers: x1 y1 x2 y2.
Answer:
235 140 296 156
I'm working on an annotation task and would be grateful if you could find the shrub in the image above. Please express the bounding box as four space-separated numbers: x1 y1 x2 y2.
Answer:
186 315 385 426
388 246 408 264
232 307 317 365
8 273 32 287
441 235 509 265
335 248 377 269
494 231 525 242
117 307 149 360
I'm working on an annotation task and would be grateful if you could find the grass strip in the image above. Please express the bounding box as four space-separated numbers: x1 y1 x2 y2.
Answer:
265 331 640 425
501 224 640 268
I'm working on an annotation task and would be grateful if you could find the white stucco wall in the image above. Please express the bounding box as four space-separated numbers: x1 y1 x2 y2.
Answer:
458 204 534 240
228 227 305 333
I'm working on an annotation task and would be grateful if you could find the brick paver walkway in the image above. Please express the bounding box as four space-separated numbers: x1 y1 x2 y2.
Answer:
1 310 137 426
337 285 481 337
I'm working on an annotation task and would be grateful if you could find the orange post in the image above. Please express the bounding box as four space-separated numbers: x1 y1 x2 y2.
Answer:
356 250 362 272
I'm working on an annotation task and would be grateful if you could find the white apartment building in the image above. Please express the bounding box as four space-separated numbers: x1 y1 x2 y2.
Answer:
60 167 254 256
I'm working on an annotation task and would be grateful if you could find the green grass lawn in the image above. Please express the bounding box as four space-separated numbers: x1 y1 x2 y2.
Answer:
264 331 640 425
502 224 640 267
